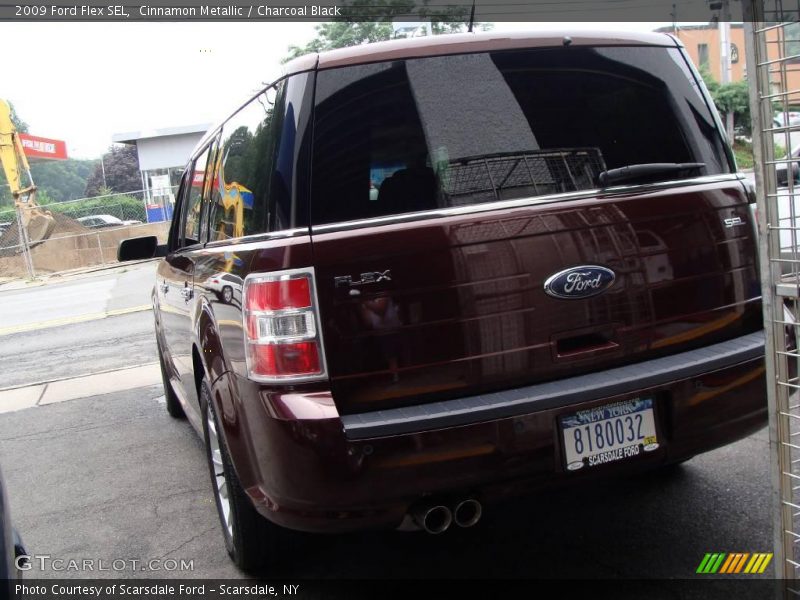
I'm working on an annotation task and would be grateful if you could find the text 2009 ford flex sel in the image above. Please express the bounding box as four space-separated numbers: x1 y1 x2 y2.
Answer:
119 30 768 571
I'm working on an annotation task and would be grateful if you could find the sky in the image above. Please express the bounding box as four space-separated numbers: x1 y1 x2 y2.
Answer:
1 21 671 160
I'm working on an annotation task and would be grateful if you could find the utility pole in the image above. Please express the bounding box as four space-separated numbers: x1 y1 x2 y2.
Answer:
100 155 107 189
671 4 677 36
719 0 734 141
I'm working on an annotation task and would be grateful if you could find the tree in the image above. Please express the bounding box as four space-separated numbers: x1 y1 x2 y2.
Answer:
30 158 97 202
284 0 491 62
698 65 750 139
84 145 141 196
7 101 28 133
714 80 750 136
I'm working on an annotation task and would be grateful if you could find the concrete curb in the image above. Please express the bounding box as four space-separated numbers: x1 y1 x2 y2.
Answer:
0 304 152 337
0 362 162 413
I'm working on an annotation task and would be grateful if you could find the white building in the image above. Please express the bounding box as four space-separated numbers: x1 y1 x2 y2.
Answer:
112 124 210 222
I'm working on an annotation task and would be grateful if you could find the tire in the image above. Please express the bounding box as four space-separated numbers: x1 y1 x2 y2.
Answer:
200 380 297 572
222 286 233 304
157 341 185 419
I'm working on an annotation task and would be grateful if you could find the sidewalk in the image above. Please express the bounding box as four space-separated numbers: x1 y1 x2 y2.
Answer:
0 363 162 413
0 258 158 292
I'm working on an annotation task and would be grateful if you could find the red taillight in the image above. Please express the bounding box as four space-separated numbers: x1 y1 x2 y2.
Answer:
245 277 311 311
250 342 321 377
243 269 327 382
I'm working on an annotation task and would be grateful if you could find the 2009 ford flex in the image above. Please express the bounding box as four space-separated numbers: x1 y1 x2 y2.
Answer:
120 30 767 571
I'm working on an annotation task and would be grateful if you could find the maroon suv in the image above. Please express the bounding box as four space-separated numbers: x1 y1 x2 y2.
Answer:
119 30 766 571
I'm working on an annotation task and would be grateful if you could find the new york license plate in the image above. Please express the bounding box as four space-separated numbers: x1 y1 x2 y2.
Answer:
559 397 659 471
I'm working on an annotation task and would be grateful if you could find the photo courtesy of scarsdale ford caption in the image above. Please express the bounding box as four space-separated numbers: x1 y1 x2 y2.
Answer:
15 583 302 597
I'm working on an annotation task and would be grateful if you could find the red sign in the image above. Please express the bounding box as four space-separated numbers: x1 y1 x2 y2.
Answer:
19 133 68 161
192 171 204 187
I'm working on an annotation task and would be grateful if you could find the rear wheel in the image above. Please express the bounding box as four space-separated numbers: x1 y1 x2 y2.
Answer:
222 286 233 304
200 380 297 572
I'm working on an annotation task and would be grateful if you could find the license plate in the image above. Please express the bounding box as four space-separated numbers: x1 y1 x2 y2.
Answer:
559 397 659 471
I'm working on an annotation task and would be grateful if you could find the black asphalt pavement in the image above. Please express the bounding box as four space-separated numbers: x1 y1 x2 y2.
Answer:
0 383 776 585
0 262 159 388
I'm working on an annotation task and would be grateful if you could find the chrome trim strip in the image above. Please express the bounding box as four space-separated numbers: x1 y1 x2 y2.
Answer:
312 174 745 235
204 227 309 249
340 330 764 440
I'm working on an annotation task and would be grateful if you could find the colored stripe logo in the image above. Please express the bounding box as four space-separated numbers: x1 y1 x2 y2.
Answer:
696 553 773 574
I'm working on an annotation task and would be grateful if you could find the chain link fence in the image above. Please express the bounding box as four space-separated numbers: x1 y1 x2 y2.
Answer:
0 188 175 280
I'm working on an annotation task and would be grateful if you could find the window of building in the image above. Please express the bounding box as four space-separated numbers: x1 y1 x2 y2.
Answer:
698 43 710 68
785 23 800 62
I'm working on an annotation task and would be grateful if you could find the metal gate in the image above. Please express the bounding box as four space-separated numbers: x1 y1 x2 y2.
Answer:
745 4 800 579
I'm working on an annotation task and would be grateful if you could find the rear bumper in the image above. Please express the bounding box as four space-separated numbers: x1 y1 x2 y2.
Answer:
212 333 766 533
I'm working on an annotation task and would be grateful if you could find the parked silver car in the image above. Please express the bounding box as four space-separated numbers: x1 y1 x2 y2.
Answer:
776 145 800 187
78 214 142 228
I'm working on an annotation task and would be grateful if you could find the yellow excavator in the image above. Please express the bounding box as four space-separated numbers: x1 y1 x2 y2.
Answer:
0 99 56 253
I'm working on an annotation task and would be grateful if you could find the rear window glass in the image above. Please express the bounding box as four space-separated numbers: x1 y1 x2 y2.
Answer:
310 46 729 226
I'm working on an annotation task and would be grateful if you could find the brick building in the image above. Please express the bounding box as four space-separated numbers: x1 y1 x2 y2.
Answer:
658 23 800 105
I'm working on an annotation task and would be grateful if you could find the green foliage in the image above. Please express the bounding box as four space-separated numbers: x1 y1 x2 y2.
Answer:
32 159 96 201
698 65 719 95
698 65 751 135
733 140 754 169
52 195 146 222
35 189 56 205
6 101 28 133
85 145 141 197
731 140 795 171
0 158 97 208
0 194 146 224
715 81 750 122
283 0 491 62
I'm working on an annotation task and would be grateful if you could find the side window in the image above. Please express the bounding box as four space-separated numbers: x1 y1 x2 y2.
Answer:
168 171 189 252
208 75 307 242
182 145 213 247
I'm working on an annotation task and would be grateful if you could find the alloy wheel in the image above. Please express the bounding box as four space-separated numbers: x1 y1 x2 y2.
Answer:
207 407 233 540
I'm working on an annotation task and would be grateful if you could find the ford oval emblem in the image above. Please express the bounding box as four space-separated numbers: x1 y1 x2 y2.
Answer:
543 266 616 300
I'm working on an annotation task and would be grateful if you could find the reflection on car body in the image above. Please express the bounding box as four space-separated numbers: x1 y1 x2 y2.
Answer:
203 273 243 304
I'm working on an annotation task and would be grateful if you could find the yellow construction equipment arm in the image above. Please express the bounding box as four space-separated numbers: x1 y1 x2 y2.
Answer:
0 99 36 204
0 99 54 246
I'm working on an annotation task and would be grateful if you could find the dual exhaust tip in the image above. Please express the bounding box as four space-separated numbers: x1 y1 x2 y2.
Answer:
413 498 482 534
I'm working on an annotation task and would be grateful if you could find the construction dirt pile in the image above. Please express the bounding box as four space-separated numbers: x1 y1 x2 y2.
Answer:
0 216 169 279
0 211 89 277
48 211 90 237
0 211 88 257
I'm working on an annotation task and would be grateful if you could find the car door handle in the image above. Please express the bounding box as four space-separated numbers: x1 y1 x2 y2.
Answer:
160 282 169 294
180 287 194 301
